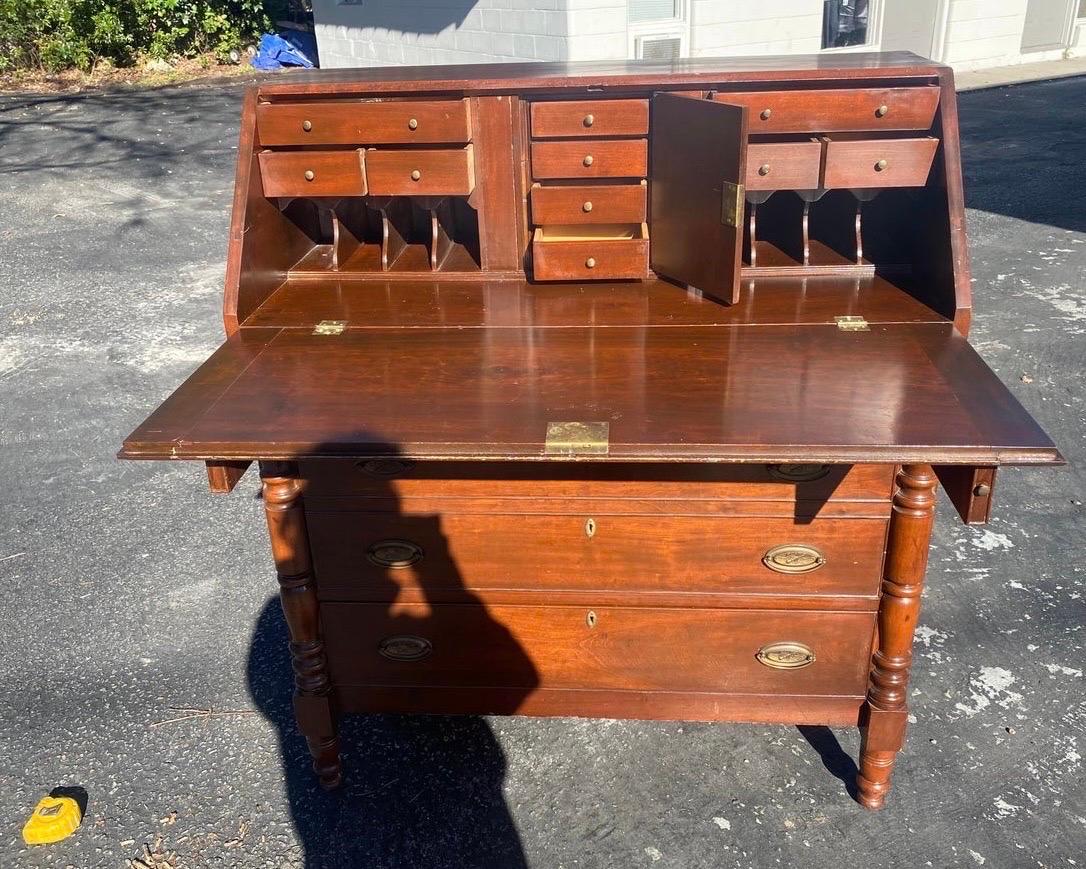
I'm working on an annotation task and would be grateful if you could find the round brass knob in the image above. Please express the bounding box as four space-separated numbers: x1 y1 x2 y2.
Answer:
583 113 595 127
974 483 992 497
758 163 771 176
582 154 594 167
760 108 772 120
874 159 888 172
410 169 422 181
408 117 418 130
875 104 889 118
585 257 597 268
582 200 593 212
303 169 315 181
301 119 313 132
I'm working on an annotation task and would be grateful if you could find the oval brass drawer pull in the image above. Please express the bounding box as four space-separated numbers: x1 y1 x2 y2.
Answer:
757 641 816 670
367 539 424 569
379 635 432 662
762 543 826 574
766 463 829 482
357 458 414 478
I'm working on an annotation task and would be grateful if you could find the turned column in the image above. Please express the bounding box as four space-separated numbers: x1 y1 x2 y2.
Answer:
260 462 341 789
856 464 939 809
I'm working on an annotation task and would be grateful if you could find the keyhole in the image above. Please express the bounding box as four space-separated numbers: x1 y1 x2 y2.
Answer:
585 518 596 538
586 610 597 628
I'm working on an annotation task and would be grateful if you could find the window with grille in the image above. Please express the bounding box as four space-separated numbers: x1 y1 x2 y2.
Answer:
822 0 871 48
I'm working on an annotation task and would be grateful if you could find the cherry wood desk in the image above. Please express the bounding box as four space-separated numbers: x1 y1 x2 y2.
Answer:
120 53 1061 809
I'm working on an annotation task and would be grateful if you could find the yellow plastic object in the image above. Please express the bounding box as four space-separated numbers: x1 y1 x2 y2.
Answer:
22 795 83 845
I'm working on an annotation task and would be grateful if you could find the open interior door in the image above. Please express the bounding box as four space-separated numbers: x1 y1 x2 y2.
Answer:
650 92 747 304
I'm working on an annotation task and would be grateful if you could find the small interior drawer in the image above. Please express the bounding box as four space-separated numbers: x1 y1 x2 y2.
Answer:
530 99 650 138
256 99 471 145
713 86 940 133
822 136 939 189
258 149 367 198
746 139 823 191
365 145 475 196
530 181 647 225
532 223 649 281
531 140 648 180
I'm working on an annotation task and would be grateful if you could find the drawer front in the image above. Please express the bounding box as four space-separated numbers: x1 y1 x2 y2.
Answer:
322 603 875 696
745 141 822 191
307 512 887 600
256 99 471 145
365 146 475 195
533 234 649 281
822 137 939 189
258 149 366 198
713 87 939 133
531 140 648 180
299 460 895 502
530 99 650 138
531 183 647 225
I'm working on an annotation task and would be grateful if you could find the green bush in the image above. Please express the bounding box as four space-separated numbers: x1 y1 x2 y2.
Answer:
0 0 287 72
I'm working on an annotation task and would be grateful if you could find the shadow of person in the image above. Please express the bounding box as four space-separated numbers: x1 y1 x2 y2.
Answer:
247 454 537 868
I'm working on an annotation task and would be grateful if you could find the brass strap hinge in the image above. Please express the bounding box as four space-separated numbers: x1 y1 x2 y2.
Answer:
544 421 609 456
313 320 347 335
834 315 869 332
720 181 744 228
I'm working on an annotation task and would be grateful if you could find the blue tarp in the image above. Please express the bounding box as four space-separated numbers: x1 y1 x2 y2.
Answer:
251 31 318 70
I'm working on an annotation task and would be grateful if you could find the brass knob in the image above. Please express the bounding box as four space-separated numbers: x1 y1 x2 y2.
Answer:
583 113 594 127
874 159 888 172
758 163 771 176
303 170 315 181
582 154 594 167
408 117 418 130
582 200 593 212
760 108 772 120
410 169 422 181
974 483 992 497
875 104 889 117
585 257 597 268
301 119 313 132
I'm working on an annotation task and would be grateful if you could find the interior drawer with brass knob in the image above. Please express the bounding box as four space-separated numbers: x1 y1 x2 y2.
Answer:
711 86 940 133
364 145 475 196
531 223 649 281
529 99 650 138
258 149 367 198
530 181 647 225
321 602 876 697
530 140 648 180
745 139 823 191
256 99 471 145
821 136 939 189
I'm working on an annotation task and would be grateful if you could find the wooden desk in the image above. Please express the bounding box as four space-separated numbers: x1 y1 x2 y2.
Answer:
120 53 1061 809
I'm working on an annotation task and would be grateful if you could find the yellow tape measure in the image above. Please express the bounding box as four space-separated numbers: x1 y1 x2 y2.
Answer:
22 794 83 845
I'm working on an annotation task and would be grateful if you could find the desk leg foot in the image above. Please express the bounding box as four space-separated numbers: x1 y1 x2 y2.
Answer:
856 464 937 810
262 463 342 789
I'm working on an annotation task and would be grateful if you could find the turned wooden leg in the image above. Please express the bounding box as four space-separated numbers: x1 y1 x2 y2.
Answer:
856 464 938 809
261 462 342 789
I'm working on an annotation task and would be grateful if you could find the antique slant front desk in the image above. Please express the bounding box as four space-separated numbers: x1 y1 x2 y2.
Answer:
120 53 1061 809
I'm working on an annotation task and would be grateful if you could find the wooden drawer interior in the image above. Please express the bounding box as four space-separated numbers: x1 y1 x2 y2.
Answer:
712 86 940 133
256 99 472 145
258 149 366 198
531 223 649 280
531 139 648 180
530 99 650 138
530 181 647 225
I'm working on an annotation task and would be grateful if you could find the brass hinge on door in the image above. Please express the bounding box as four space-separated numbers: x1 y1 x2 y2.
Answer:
834 315 869 331
720 181 744 228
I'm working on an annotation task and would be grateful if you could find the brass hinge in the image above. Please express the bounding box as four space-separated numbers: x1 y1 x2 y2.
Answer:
720 181 744 228
834 315 869 332
313 320 347 335
544 421 609 456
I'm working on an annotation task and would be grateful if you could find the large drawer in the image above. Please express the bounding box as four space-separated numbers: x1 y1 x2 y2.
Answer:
531 140 648 180
256 99 471 145
712 86 940 133
530 99 650 138
531 224 649 281
307 511 888 601
530 181 647 225
258 149 366 198
322 603 876 696
822 136 939 189
364 145 475 196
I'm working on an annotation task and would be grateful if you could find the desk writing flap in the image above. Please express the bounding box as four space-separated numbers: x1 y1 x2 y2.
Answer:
119 323 1061 467
650 93 746 304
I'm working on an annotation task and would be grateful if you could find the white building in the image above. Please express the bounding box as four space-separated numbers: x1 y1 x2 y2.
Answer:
313 0 1086 73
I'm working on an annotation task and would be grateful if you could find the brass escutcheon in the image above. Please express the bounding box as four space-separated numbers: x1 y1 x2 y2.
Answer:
586 610 597 628
756 642 816 670
379 635 432 662
763 544 826 574
585 518 596 538
767 463 830 482
367 539 424 569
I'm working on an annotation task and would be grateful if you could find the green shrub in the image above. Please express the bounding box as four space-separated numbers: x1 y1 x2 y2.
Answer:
0 0 287 73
